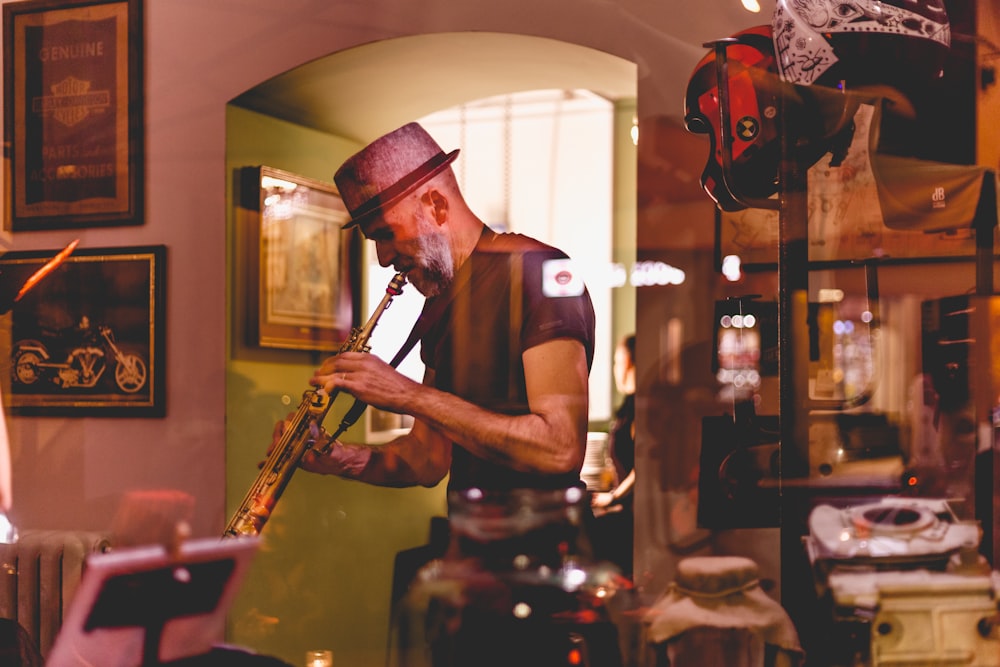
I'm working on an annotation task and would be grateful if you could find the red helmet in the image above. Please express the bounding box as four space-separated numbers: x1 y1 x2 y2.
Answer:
772 0 950 98
684 25 838 211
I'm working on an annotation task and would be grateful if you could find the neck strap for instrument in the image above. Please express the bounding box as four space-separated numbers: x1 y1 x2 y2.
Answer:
387 226 492 369
388 262 472 369
333 230 487 436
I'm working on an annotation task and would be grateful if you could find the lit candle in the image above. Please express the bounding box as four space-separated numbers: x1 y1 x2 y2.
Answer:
305 650 333 667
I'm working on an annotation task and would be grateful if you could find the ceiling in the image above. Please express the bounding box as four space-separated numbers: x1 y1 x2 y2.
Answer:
231 33 637 143
229 6 774 143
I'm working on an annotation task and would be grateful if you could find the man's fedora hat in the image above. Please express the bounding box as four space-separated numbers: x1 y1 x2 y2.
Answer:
334 122 459 229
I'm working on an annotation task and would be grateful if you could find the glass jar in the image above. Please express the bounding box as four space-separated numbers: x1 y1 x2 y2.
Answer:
643 556 803 667
389 487 626 667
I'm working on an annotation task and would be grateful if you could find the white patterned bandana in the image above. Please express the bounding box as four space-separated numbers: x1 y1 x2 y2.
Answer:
772 0 950 85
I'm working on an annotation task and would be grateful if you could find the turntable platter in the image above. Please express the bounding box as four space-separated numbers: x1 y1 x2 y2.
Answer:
805 498 980 568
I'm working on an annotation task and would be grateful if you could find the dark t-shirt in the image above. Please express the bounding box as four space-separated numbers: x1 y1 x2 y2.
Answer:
608 393 636 511
419 227 596 492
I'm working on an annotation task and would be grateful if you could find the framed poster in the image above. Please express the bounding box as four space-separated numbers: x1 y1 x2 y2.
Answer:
3 0 143 231
1 245 165 416
240 166 358 351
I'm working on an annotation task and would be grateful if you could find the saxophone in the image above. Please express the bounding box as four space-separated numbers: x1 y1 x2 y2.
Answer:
224 272 407 537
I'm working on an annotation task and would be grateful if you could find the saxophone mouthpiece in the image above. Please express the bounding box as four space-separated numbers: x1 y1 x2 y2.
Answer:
387 272 407 296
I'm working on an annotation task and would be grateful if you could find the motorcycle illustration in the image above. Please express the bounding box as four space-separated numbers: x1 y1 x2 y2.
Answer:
12 318 148 394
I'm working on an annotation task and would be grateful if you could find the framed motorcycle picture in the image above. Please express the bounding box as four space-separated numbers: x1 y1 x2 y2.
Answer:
0 244 166 416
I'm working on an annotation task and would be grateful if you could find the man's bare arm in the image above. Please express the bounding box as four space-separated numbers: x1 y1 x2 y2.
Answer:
299 374 453 488
315 338 590 477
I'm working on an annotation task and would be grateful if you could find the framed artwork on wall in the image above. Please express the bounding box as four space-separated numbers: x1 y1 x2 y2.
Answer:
2 0 143 231
1 244 166 416
366 409 414 445
239 165 359 351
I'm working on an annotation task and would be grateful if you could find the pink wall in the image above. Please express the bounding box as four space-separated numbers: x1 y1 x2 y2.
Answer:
7 0 989 664
0 0 728 540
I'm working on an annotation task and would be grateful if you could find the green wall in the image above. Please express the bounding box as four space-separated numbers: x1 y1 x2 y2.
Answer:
612 99 637 407
225 105 447 667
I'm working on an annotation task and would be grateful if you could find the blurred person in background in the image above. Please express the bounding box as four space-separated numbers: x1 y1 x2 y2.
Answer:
591 333 636 576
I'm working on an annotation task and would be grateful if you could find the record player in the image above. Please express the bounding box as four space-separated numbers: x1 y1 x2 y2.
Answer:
828 568 1000 667
804 497 981 576
803 498 995 665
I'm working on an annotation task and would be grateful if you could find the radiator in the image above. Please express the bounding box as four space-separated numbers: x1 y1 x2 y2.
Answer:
0 529 111 661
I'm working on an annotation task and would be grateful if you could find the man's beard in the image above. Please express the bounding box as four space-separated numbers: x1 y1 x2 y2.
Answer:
408 227 454 297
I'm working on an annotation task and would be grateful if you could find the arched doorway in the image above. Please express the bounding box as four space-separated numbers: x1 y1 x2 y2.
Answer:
225 32 636 666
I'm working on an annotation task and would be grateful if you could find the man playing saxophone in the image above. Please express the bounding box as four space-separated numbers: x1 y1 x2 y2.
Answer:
283 121 596 496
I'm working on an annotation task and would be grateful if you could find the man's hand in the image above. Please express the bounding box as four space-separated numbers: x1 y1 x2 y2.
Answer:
312 351 421 413
300 439 372 477
265 413 325 458
591 491 616 509
265 414 370 479
264 414 292 458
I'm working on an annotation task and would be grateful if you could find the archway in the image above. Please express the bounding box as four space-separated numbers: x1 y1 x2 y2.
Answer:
225 32 636 667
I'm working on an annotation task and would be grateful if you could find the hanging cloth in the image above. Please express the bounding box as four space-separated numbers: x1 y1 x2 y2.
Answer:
866 101 998 234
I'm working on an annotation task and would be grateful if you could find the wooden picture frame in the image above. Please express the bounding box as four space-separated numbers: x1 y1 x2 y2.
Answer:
239 166 358 351
3 0 143 231
1 245 165 416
